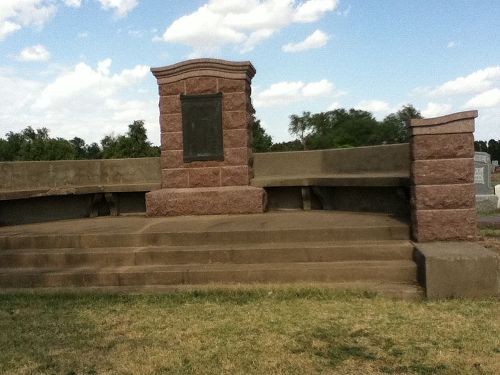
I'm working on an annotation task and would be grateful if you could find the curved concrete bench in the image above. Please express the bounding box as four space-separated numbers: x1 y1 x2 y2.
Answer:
0 158 161 201
0 158 161 224
252 173 410 188
251 144 411 211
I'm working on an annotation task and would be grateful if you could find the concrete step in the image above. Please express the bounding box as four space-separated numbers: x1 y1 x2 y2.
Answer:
0 225 409 250
0 241 414 268
0 260 417 288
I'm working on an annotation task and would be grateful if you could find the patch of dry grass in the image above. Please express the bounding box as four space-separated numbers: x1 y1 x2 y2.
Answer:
0 288 499 375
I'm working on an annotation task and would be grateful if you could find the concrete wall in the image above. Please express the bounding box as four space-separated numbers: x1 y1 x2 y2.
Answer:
253 143 410 177
0 157 161 200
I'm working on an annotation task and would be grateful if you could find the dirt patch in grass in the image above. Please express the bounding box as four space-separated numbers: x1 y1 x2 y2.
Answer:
0 288 499 375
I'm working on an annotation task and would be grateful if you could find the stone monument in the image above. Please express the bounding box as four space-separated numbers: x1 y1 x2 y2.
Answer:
474 151 499 211
146 59 266 216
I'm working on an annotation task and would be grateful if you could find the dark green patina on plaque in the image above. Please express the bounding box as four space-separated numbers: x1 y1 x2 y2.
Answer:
181 93 224 162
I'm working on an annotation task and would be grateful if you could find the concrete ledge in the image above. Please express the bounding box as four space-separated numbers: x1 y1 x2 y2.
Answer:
413 242 499 298
251 174 410 188
146 186 267 216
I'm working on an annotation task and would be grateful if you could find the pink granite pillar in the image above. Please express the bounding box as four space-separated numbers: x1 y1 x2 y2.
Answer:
146 59 266 216
408 111 478 241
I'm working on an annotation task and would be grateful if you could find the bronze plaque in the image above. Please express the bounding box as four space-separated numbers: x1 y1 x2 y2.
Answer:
181 93 224 162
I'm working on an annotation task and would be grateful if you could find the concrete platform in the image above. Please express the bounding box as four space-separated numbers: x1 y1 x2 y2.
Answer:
0 211 409 237
0 211 420 296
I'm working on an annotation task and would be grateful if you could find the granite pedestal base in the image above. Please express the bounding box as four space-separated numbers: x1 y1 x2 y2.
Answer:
146 186 266 216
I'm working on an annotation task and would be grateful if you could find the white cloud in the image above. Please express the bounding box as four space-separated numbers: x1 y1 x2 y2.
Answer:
63 0 82 7
465 88 500 108
17 44 51 62
428 66 500 96
422 102 452 118
33 59 149 109
447 41 459 48
355 100 392 115
0 20 21 40
254 79 334 107
0 60 158 144
0 0 57 40
294 0 338 23
327 101 341 110
162 0 338 53
282 29 329 52
98 0 139 17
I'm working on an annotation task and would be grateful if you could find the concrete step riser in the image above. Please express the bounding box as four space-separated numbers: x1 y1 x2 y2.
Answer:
0 227 410 250
0 245 414 268
0 264 417 288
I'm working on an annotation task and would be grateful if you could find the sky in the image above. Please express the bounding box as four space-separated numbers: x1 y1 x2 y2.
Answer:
1 0 500 146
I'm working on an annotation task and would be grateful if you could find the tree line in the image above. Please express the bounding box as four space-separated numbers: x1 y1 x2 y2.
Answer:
2 106 498 161
474 140 500 162
253 104 422 152
0 120 160 161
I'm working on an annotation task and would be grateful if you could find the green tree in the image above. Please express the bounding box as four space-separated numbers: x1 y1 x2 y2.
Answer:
101 120 160 159
252 118 273 152
289 111 312 150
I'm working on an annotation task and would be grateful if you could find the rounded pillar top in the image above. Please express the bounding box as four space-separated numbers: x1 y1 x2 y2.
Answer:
151 58 256 84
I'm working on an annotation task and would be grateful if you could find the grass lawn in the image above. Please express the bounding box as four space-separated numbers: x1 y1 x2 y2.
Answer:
0 288 498 375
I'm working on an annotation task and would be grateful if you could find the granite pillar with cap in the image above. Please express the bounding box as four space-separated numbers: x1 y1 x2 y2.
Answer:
408 110 478 241
146 59 266 216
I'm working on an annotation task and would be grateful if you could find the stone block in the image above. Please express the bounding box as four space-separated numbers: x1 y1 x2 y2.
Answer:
412 184 475 210
223 93 248 112
159 81 185 96
224 129 249 149
223 111 248 129
145 186 267 216
410 119 475 136
185 77 218 94
412 159 474 185
475 194 499 212
188 167 221 188
411 133 474 160
218 78 248 93
412 208 477 242
162 169 189 188
160 113 182 133
224 147 251 166
221 166 250 186
159 95 181 114
161 150 183 169
413 242 498 298
161 132 183 151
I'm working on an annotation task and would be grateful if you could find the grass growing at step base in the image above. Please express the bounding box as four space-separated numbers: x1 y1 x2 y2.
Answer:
0 287 498 375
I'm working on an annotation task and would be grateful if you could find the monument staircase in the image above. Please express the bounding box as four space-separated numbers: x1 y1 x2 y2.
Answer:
0 211 421 297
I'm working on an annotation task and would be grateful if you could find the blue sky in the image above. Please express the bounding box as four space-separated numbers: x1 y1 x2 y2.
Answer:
1 0 499 146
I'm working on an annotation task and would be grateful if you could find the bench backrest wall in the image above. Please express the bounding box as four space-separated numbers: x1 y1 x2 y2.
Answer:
253 143 410 177
0 158 161 191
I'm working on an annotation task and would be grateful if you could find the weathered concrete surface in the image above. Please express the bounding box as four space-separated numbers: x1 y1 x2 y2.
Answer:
252 144 410 187
146 186 266 216
0 211 419 295
414 242 499 298
0 158 161 200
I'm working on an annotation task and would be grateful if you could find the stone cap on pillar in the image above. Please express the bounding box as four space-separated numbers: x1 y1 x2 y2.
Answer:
151 58 256 84
407 110 478 136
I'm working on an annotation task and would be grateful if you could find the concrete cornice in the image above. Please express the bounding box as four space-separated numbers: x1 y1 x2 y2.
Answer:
151 58 256 84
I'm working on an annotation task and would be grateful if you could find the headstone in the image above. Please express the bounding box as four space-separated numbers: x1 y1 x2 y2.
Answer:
474 152 493 194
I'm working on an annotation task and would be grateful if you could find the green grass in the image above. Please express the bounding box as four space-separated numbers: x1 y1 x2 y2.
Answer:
0 288 499 375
